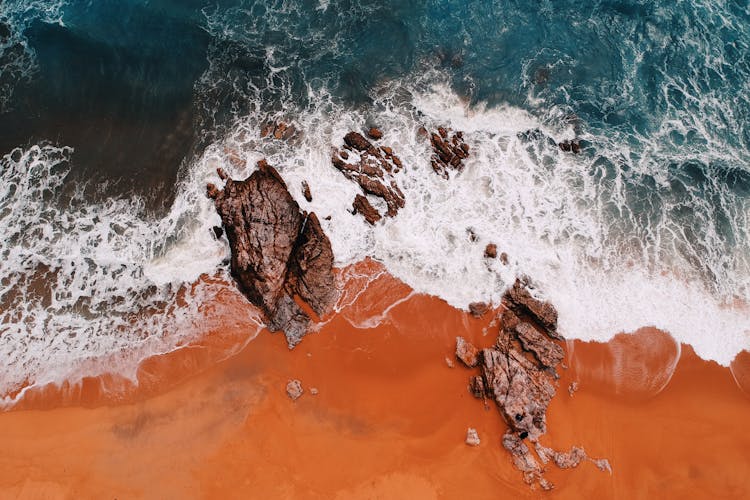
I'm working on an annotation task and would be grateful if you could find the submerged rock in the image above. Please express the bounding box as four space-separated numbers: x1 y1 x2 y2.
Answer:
558 139 581 154
207 160 335 348
261 120 297 141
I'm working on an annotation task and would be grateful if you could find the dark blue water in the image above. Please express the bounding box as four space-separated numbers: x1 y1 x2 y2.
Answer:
3 1 749 202
1 0 749 396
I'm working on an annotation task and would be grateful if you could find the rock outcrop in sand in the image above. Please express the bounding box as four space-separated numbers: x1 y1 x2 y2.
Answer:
332 131 406 224
207 160 335 348
458 281 610 490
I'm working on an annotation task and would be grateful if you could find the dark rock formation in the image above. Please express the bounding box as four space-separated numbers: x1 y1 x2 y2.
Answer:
485 243 497 259
352 194 382 225
469 375 486 399
301 181 312 202
207 160 335 348
455 336 480 368
367 127 383 140
456 281 608 489
468 301 490 318
500 308 521 332
332 132 406 218
430 126 470 179
503 278 560 338
499 252 509 265
558 139 581 154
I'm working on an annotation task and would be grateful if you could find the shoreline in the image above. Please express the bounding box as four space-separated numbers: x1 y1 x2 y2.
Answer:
1 261 748 498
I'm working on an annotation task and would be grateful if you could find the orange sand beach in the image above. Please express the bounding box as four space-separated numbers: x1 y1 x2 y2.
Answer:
1 260 749 499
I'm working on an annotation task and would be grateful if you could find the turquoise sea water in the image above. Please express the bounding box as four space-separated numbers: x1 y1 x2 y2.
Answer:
0 0 748 398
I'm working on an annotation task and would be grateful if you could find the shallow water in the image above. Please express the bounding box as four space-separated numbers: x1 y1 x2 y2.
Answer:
2 263 748 498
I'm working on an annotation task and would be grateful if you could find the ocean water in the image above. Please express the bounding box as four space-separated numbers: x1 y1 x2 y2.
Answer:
1 0 749 401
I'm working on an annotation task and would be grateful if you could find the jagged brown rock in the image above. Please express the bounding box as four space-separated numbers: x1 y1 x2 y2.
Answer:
500 308 521 331
301 181 312 202
367 127 383 140
430 126 470 179
352 194 382 225
485 243 497 259
499 252 509 265
207 160 335 348
261 121 296 141
332 131 406 218
456 336 479 368
468 302 490 318
514 322 565 368
469 375 485 399
470 297 609 489
504 278 560 338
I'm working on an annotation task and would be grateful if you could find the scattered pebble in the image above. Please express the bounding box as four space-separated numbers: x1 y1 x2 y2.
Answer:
465 428 481 447
286 379 303 401
445 356 455 368
568 382 579 397
310 387 319 395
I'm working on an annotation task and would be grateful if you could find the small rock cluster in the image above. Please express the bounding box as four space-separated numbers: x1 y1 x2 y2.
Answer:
286 379 319 400
430 127 470 179
331 130 406 225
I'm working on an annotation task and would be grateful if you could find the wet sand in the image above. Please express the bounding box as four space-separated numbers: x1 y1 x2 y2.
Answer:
1 261 749 499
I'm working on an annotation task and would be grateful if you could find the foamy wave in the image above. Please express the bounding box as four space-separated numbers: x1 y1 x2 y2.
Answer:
205 74 748 366
0 143 236 401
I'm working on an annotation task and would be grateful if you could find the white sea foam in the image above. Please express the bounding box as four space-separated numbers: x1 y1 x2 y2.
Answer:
0 143 244 403
208 75 749 366
2 73 747 404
